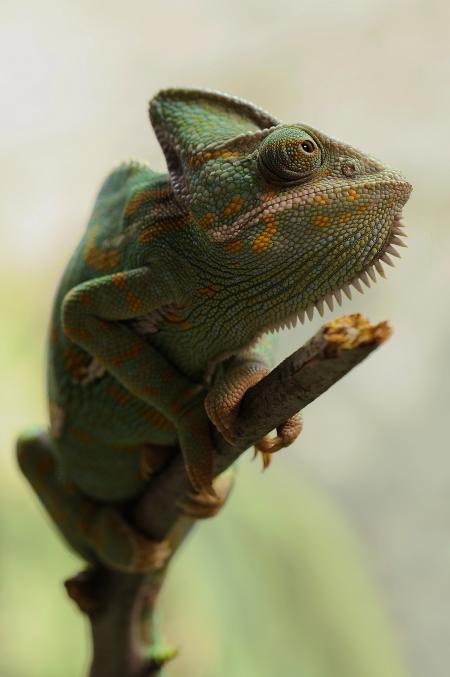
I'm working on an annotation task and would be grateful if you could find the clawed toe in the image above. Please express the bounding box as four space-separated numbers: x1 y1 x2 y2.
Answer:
253 414 303 470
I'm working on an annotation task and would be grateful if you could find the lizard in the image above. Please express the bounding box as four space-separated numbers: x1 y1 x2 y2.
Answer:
16 88 411 574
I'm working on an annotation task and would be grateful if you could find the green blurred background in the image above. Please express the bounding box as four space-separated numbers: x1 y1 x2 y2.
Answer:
1 1 448 675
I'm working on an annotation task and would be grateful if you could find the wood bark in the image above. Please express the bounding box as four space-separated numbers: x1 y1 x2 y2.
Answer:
64 314 391 677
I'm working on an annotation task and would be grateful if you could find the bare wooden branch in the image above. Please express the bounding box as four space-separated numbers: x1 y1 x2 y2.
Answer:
65 314 391 677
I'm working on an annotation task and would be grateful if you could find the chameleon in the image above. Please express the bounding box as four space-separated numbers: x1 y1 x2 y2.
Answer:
16 88 411 574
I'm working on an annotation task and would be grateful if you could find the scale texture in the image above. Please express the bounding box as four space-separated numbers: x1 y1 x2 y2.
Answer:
16 89 411 572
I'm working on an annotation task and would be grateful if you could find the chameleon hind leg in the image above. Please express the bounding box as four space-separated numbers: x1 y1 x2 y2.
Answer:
16 428 170 573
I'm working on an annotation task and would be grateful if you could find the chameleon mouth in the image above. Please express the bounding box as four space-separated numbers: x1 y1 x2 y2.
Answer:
263 216 408 334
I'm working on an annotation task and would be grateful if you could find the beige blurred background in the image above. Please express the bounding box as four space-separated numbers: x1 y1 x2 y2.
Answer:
1 1 449 676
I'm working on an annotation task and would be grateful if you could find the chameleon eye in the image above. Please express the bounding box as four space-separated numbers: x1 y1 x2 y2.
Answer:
257 127 323 185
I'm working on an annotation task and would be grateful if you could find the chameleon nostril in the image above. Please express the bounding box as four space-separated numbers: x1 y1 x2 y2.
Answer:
341 160 358 177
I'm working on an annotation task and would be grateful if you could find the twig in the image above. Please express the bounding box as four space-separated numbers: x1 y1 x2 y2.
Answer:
65 314 391 677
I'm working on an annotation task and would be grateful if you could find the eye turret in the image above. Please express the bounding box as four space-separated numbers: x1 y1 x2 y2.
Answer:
257 127 323 185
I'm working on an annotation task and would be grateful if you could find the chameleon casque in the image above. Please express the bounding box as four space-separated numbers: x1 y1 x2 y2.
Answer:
17 89 411 573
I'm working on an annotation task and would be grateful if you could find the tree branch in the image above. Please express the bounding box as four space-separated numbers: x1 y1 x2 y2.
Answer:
64 314 391 677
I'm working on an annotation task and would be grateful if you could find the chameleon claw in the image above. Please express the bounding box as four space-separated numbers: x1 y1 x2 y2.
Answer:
253 441 275 470
253 414 303 470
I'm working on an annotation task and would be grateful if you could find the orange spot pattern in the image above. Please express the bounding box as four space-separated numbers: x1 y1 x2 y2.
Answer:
107 385 131 406
189 149 240 168
126 291 142 313
142 408 174 432
112 272 127 288
64 347 91 382
221 195 244 218
84 226 120 272
66 324 91 342
198 212 215 228
110 342 145 367
313 215 331 227
347 188 358 201
140 385 161 398
225 240 244 253
314 194 328 205
251 215 278 253
124 187 172 219
139 214 189 244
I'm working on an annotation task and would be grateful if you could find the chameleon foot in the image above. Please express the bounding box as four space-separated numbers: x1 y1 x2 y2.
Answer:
205 366 270 444
254 414 303 469
176 469 235 519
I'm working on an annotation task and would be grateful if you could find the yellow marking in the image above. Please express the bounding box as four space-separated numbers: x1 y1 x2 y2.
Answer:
190 149 241 168
225 239 244 253
339 212 351 222
251 215 278 253
347 188 358 201
314 194 328 205
198 212 215 228
221 195 244 218
357 204 368 213
313 215 331 227
112 272 127 288
126 291 142 312
139 214 189 244
124 187 172 218
84 225 120 272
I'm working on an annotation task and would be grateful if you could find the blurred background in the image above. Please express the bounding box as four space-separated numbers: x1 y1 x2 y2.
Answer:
1 1 449 675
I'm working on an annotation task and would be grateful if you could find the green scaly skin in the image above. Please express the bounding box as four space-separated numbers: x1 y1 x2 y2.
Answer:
16 89 411 573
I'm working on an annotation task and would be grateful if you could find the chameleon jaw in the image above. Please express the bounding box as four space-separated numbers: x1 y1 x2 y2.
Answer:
263 217 408 334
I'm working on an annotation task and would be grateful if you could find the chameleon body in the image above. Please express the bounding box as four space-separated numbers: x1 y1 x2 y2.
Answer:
17 89 411 572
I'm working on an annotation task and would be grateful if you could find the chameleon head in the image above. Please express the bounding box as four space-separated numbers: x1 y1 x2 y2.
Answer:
150 89 411 346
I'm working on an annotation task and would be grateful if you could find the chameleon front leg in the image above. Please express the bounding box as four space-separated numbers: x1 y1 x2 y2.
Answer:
62 265 215 493
205 334 302 468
